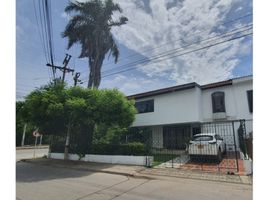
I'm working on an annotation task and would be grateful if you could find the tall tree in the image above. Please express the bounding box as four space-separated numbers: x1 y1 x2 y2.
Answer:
62 0 128 88
23 82 136 158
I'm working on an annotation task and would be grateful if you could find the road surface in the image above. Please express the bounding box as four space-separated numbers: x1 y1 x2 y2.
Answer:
16 147 49 161
16 162 252 200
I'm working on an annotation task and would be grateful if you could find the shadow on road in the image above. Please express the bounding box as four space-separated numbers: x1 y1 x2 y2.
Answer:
16 162 96 183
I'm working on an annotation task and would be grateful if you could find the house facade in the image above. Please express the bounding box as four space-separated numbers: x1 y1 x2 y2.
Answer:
128 75 253 152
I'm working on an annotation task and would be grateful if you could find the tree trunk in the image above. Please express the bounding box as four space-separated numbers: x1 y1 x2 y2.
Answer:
88 58 95 88
88 56 99 89
64 121 71 160
94 55 105 88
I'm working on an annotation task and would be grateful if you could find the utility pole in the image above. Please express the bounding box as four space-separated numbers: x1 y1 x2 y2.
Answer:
46 54 74 84
62 54 72 83
73 72 82 86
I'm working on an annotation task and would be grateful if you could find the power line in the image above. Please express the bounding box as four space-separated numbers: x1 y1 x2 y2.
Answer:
46 54 75 84
79 24 252 82
81 12 252 73
16 83 43 88
101 32 252 79
16 76 48 80
32 0 48 63
40 0 53 81
33 0 56 81
81 30 252 82
101 24 252 76
44 0 55 79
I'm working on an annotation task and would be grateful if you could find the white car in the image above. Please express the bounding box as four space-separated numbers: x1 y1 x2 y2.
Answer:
188 133 226 162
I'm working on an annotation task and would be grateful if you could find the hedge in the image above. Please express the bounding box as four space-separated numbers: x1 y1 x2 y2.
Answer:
50 142 149 156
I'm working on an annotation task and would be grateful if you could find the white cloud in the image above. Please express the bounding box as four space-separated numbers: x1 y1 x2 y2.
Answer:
60 12 70 20
101 74 172 95
111 0 252 86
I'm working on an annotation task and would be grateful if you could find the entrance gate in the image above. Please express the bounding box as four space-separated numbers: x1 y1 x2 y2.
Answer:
150 120 247 174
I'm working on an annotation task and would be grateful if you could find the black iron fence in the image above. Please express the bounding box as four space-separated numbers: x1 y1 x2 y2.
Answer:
49 119 252 174
148 120 251 174
49 127 152 156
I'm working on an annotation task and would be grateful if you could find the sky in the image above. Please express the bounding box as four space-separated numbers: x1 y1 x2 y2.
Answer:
16 0 253 100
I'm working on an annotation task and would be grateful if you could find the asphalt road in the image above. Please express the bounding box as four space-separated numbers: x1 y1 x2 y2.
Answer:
16 147 49 161
16 162 252 200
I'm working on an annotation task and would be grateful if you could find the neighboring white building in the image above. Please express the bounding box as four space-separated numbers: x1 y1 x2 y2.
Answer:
128 75 253 152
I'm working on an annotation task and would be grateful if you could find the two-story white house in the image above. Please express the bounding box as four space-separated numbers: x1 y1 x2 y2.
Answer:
128 75 253 153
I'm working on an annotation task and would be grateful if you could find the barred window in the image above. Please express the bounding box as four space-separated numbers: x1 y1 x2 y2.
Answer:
211 91 226 113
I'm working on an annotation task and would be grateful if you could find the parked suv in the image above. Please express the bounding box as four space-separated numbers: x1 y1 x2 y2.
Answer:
188 133 226 162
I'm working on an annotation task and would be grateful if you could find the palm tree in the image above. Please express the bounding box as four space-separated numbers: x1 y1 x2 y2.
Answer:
62 0 128 88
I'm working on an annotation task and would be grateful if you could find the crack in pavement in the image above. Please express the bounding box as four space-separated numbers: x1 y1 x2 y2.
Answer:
76 176 151 200
75 176 131 200
108 179 150 200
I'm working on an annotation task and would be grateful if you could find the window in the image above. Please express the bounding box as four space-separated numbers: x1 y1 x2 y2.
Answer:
135 99 154 114
247 90 253 113
211 91 226 113
193 135 213 141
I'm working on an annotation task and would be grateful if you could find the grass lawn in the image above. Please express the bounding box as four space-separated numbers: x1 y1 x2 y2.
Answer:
152 154 179 166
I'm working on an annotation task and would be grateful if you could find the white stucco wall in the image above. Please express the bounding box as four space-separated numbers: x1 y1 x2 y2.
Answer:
131 76 253 134
201 77 253 131
232 78 253 121
48 153 152 166
132 87 202 127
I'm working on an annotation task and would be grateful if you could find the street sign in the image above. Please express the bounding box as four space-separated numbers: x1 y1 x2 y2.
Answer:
33 130 41 137
33 130 39 158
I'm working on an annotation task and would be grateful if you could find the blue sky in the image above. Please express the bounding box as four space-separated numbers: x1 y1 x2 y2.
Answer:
16 0 252 100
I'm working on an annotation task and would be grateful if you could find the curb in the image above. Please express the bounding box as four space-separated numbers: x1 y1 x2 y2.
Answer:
16 146 49 150
137 171 252 185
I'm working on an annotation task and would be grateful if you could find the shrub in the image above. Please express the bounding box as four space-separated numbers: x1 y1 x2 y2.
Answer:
50 139 149 156
90 142 149 156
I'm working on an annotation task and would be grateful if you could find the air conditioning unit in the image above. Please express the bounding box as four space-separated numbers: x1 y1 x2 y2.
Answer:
213 112 226 120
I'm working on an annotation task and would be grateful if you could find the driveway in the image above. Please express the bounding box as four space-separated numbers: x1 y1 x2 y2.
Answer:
16 162 252 200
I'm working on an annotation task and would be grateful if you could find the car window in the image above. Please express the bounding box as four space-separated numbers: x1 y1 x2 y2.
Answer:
193 136 213 141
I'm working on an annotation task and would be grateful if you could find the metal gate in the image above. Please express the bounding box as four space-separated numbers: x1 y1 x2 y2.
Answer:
150 120 247 174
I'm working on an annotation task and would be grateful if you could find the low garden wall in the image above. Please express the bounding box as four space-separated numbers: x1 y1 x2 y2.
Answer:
48 153 153 166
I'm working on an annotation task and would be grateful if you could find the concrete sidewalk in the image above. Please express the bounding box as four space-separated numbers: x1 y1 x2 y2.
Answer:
22 158 252 185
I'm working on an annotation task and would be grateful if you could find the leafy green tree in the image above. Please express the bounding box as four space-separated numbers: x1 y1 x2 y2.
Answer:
23 83 136 157
16 101 39 146
62 0 128 88
93 124 128 145
24 82 68 137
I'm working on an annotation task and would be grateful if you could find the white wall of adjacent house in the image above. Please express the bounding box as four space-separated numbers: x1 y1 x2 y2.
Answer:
132 87 202 127
201 77 253 132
